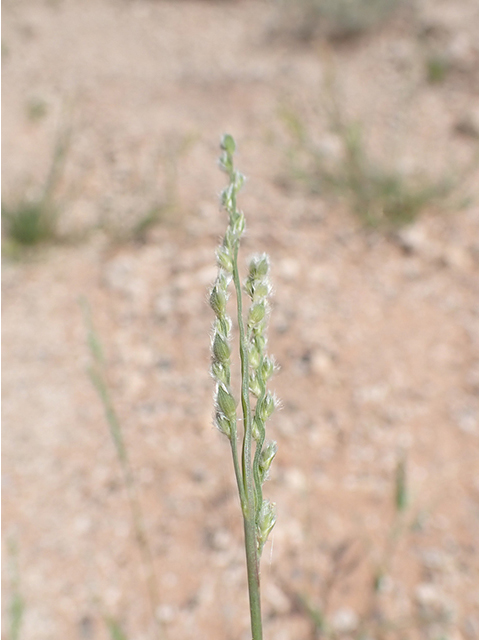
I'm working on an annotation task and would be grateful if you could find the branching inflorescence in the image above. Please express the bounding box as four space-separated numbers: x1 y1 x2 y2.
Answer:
210 135 278 640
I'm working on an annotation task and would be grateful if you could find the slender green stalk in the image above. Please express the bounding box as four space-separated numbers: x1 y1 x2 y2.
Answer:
210 136 278 640
81 300 165 640
232 243 263 639
243 518 263 639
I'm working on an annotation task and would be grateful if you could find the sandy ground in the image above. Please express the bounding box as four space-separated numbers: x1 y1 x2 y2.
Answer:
2 0 478 639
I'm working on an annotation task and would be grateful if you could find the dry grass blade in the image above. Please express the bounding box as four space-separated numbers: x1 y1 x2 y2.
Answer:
81 299 165 640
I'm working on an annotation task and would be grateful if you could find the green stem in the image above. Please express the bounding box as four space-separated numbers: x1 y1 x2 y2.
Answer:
232 242 263 640
229 429 247 510
243 517 263 640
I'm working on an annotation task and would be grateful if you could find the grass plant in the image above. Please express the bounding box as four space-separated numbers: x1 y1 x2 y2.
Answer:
129 143 181 243
82 301 165 640
101 133 198 244
2 199 57 247
275 0 401 43
209 135 278 640
329 123 447 228
2 127 69 249
281 105 451 229
293 452 452 639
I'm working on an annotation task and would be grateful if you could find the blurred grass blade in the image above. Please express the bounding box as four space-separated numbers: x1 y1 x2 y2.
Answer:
8 540 25 640
395 454 408 513
87 365 127 464
82 299 165 640
80 297 104 364
105 617 129 640
81 298 126 463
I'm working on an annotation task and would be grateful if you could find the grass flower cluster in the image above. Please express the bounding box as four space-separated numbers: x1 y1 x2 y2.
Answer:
210 135 278 640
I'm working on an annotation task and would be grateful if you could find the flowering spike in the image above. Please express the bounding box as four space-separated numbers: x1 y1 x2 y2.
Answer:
209 136 279 640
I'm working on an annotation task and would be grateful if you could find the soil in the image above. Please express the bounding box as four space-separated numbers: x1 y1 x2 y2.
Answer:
2 1 478 639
